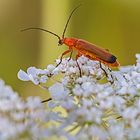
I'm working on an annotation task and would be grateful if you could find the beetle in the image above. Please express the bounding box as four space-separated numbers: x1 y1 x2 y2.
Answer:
22 5 120 76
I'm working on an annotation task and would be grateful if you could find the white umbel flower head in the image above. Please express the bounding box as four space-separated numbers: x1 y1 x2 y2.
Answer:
17 54 140 140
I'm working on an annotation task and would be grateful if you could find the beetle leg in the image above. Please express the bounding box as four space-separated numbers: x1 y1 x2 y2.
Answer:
99 62 114 84
99 62 108 77
56 49 72 67
76 54 82 77
68 49 73 61
108 67 114 84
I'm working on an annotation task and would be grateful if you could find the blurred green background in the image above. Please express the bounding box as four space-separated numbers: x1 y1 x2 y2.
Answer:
0 0 140 98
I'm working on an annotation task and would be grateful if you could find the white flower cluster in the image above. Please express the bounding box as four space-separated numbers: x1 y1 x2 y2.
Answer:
0 79 49 140
18 55 140 140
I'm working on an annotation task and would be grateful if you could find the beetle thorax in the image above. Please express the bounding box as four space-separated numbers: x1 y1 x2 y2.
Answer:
63 38 78 47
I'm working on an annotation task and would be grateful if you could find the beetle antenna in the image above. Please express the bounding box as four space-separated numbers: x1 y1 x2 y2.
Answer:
21 27 61 40
62 4 82 39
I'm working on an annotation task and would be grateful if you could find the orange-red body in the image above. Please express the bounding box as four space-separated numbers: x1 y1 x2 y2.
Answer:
63 37 119 67
22 4 119 85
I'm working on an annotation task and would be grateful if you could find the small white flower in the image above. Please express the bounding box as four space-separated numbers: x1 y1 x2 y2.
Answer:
28 74 39 85
18 67 49 85
18 67 39 85
49 83 69 100
48 101 59 108
81 82 94 97
40 75 48 83
17 69 30 81
109 124 125 140
122 107 138 120
82 98 93 108
73 84 83 96
61 96 75 110
89 126 108 140
47 64 56 72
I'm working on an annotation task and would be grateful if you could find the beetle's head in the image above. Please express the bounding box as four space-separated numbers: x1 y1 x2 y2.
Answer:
58 38 64 46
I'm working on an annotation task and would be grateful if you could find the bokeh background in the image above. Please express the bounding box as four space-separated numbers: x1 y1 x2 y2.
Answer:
0 0 140 98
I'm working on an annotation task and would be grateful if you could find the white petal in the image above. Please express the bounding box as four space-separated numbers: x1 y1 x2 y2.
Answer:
136 54 140 59
28 74 39 85
49 83 68 100
47 64 55 71
40 75 48 83
17 70 30 81
27 67 38 76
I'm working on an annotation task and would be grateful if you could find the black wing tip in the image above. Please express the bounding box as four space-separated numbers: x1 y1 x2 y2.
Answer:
109 55 117 63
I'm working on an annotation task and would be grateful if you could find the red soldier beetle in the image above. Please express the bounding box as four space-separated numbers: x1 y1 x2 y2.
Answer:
21 5 120 78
